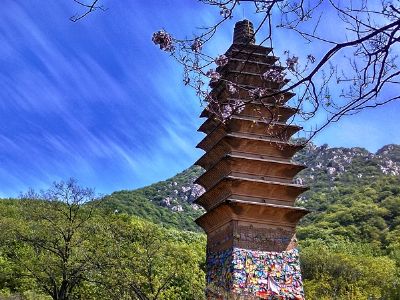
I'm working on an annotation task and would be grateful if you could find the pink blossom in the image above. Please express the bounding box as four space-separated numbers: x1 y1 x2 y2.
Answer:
286 56 299 71
206 69 221 83
215 54 229 67
262 69 286 83
255 1 275 12
249 88 268 99
227 83 237 95
191 39 202 53
221 104 233 120
152 30 174 52
221 99 245 120
233 99 245 114
249 88 262 99
220 5 231 18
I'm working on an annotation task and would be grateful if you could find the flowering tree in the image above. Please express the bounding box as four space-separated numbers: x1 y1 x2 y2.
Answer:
72 0 400 139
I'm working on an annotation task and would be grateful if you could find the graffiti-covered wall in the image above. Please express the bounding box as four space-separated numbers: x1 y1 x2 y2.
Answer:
206 248 304 300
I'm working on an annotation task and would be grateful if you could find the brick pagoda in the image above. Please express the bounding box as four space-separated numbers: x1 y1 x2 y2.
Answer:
194 20 309 299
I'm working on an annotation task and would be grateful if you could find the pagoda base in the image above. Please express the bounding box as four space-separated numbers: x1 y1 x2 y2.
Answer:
206 247 305 300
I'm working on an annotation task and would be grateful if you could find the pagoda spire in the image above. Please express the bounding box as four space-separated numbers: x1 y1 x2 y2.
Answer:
195 20 309 299
233 19 256 45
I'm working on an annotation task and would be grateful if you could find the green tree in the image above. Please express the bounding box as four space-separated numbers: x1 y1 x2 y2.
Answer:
301 241 398 300
97 215 206 300
0 179 103 300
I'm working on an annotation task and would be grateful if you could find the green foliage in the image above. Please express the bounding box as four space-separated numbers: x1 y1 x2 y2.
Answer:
2 144 400 299
100 190 202 232
0 180 105 300
96 216 206 300
0 195 206 300
301 240 399 300
298 176 400 248
99 166 204 232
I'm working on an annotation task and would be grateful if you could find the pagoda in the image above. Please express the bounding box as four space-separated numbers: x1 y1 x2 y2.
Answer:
194 20 309 299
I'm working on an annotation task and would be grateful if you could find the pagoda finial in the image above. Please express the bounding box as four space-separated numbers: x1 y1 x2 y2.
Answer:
233 19 255 45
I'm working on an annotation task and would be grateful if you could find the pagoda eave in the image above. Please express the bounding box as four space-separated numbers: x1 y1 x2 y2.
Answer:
195 143 301 171
209 82 295 104
195 201 309 234
200 102 298 121
194 176 308 211
195 135 304 168
194 156 306 189
226 44 273 56
196 120 301 149
216 56 280 75
198 114 302 135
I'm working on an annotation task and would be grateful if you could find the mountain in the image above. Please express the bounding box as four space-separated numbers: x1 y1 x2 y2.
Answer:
295 143 400 186
376 144 400 162
2 143 400 300
101 166 205 231
102 143 400 239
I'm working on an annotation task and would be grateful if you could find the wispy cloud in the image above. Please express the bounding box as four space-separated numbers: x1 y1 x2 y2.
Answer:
0 1 205 196
0 0 399 197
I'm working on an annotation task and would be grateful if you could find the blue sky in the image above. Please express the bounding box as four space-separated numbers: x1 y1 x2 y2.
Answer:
1 1 399 197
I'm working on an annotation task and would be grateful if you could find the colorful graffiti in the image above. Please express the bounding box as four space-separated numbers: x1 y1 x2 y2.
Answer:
206 248 304 300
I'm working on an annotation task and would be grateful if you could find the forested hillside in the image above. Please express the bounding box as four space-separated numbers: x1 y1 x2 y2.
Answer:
100 143 400 298
0 185 206 300
100 166 204 232
1 143 400 299
102 143 400 235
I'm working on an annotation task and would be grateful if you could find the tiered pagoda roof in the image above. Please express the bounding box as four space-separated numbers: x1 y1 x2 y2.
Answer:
194 20 309 254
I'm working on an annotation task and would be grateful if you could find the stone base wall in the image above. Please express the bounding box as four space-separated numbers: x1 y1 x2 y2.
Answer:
206 248 304 300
